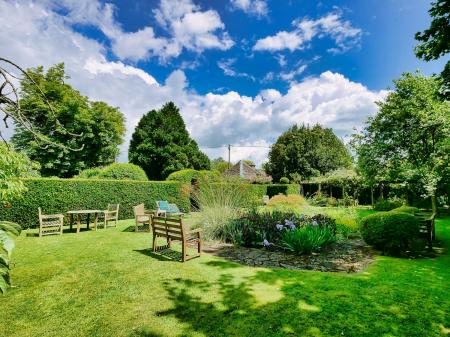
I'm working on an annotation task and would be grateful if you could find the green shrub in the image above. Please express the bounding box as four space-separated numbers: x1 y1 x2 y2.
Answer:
279 177 290 184
307 193 338 207
0 178 189 228
266 184 299 198
166 169 221 183
281 226 336 255
359 212 420 255
77 163 148 181
77 167 103 179
98 163 148 181
390 206 419 214
373 197 404 211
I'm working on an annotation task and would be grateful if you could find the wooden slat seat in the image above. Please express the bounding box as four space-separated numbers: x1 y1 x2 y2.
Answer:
151 216 202 262
38 207 63 237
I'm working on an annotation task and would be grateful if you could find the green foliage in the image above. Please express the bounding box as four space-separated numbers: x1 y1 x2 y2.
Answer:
415 0 450 97
0 221 22 293
76 167 103 179
353 73 450 208
0 143 40 205
374 197 404 211
0 178 189 229
266 184 299 198
77 164 148 181
266 124 352 182
166 169 220 184
97 163 148 181
307 193 338 207
279 177 289 184
390 206 420 214
12 63 125 178
210 157 229 173
129 102 210 180
281 225 336 255
360 212 420 255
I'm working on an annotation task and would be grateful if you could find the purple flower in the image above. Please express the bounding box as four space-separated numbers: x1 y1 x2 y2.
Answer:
276 223 284 231
263 239 270 247
289 224 296 230
312 220 318 227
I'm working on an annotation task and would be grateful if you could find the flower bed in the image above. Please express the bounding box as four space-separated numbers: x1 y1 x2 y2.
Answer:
221 209 338 255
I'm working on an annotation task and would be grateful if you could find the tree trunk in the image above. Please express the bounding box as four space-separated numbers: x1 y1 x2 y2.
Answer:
370 187 374 207
431 195 438 214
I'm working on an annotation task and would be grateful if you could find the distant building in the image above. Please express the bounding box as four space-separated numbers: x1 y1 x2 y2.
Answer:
224 160 272 183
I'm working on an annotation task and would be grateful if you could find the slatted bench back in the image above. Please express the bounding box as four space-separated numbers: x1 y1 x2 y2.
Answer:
152 216 185 241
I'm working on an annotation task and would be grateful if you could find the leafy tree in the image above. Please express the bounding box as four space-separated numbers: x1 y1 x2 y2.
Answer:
129 102 210 180
0 143 36 293
265 124 352 182
354 72 450 212
12 63 125 178
211 157 230 173
415 0 450 98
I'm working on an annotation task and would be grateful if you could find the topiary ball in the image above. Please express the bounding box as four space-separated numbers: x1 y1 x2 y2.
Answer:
360 212 420 255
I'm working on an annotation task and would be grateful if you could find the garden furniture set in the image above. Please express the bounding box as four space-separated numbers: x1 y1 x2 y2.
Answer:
38 204 119 236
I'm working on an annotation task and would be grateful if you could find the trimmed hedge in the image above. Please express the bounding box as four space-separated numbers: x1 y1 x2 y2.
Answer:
390 206 420 214
0 178 300 229
373 198 404 211
0 178 190 229
359 212 420 255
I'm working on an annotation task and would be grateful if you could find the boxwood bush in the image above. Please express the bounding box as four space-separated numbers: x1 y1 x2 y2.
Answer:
373 197 404 211
77 163 148 181
0 178 189 229
166 169 221 183
390 205 420 214
359 212 420 255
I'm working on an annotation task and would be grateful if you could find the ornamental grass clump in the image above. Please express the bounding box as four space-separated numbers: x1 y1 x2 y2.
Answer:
193 183 245 241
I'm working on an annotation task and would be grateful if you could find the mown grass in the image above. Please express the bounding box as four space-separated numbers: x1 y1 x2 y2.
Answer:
1 216 449 337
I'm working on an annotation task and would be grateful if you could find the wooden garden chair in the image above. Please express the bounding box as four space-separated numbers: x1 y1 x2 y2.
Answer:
102 203 119 228
151 216 202 262
133 203 153 232
38 207 64 237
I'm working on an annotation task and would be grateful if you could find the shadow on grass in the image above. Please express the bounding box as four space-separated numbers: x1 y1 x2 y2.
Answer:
134 248 182 262
155 226 450 337
122 225 152 232
203 260 241 269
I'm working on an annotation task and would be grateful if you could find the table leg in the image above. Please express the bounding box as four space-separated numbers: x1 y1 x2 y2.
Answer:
77 214 81 234
94 213 98 231
87 213 90 230
70 214 73 232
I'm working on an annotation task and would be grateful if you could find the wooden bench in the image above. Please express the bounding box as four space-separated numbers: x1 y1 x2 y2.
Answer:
151 216 202 262
416 212 436 250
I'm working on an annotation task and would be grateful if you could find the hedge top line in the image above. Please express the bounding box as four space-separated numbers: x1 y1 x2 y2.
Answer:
18 177 300 189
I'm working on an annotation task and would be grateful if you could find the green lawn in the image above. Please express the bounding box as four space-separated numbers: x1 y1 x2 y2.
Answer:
1 216 449 337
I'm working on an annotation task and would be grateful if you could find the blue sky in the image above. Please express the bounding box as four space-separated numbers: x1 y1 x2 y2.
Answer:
0 0 445 165
73 0 444 95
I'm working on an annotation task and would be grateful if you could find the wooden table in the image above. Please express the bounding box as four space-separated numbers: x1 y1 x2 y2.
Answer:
67 210 102 233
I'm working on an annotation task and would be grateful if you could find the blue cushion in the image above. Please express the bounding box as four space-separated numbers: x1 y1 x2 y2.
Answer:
168 204 179 213
158 200 171 211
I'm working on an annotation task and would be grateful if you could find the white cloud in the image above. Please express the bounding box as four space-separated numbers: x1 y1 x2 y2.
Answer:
48 0 233 62
217 58 255 81
0 0 384 167
279 64 307 82
230 0 268 18
254 10 362 52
